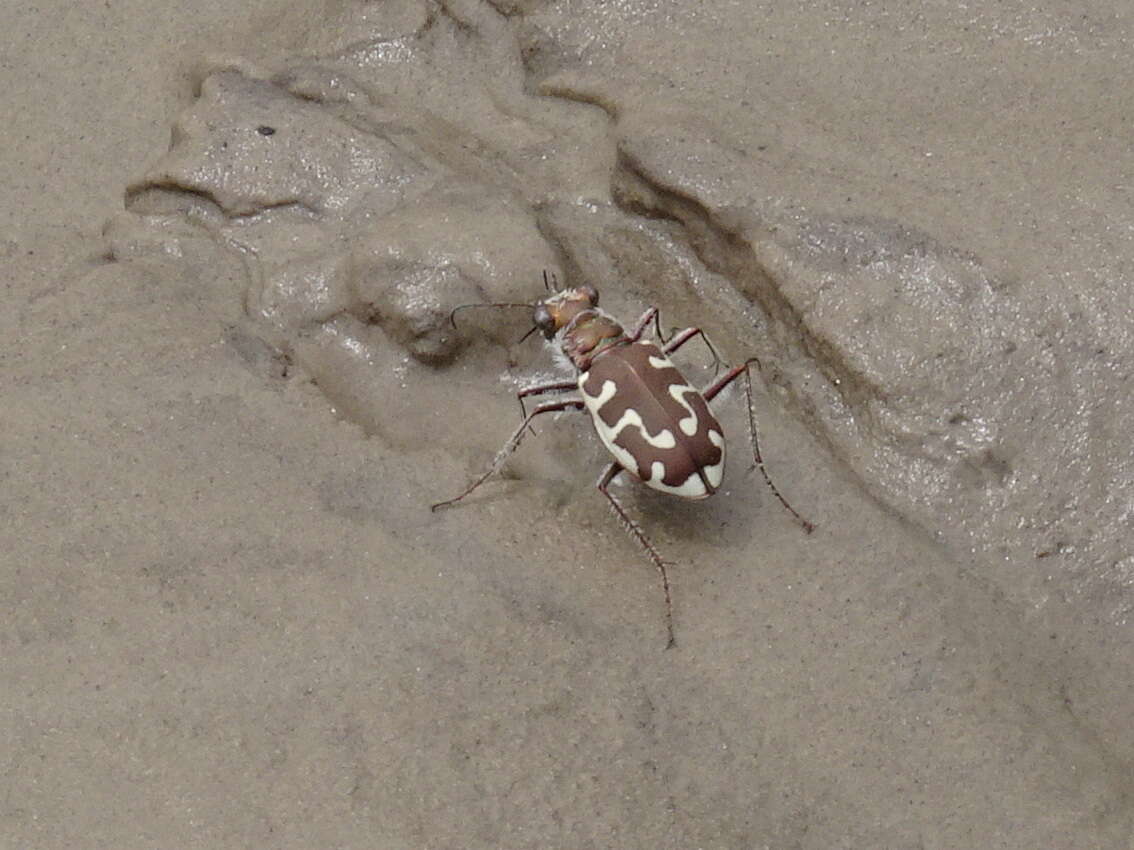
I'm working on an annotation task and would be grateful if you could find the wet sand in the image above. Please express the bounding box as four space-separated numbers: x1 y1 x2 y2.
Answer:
5 0 1134 846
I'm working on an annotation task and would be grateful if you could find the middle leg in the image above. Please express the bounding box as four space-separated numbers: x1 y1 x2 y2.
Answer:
517 380 578 419
662 326 723 373
432 397 585 511
626 307 722 374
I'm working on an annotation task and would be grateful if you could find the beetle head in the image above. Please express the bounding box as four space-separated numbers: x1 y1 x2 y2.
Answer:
533 286 600 339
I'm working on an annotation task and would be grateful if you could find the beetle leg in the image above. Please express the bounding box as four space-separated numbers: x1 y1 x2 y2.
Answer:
700 357 753 402
627 307 723 375
625 306 660 342
596 462 677 649
515 380 579 437
661 326 724 375
432 398 585 511
517 380 578 419
702 359 814 533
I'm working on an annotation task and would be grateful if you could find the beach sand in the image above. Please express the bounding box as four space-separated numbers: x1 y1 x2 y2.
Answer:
5 1 1133 846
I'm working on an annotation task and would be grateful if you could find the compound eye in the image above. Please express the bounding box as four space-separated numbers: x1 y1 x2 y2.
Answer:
580 285 599 307
533 303 556 338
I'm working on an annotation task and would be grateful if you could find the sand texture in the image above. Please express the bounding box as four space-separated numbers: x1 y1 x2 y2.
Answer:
5 0 1134 846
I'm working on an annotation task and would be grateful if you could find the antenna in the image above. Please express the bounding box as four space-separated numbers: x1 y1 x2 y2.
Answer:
447 301 532 330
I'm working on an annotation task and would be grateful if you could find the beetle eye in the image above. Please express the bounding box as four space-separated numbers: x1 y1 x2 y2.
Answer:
581 285 599 307
533 304 555 338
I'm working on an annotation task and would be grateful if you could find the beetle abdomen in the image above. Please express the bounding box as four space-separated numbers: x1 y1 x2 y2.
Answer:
579 340 725 499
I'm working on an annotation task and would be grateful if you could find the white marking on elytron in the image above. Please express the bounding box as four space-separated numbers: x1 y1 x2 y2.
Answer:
579 376 677 449
703 429 725 489
668 383 701 436
579 377 640 477
608 409 676 449
647 461 710 499
582 376 618 408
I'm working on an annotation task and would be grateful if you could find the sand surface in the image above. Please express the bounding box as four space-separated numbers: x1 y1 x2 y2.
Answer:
5 0 1134 846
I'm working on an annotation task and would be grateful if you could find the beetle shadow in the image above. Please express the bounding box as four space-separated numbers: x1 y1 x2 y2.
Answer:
599 467 782 553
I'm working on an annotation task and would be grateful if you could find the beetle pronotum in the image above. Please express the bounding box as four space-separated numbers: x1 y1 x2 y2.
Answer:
433 273 813 647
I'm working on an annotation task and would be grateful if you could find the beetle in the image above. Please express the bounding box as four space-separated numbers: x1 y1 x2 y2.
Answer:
432 274 813 647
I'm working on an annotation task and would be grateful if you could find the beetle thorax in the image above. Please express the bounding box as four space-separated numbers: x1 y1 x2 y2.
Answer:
559 311 626 371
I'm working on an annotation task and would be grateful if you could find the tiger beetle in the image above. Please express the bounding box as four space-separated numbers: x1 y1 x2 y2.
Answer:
432 272 814 647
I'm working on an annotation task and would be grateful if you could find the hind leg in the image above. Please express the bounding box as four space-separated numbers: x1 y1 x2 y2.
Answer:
597 462 677 649
702 359 814 533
